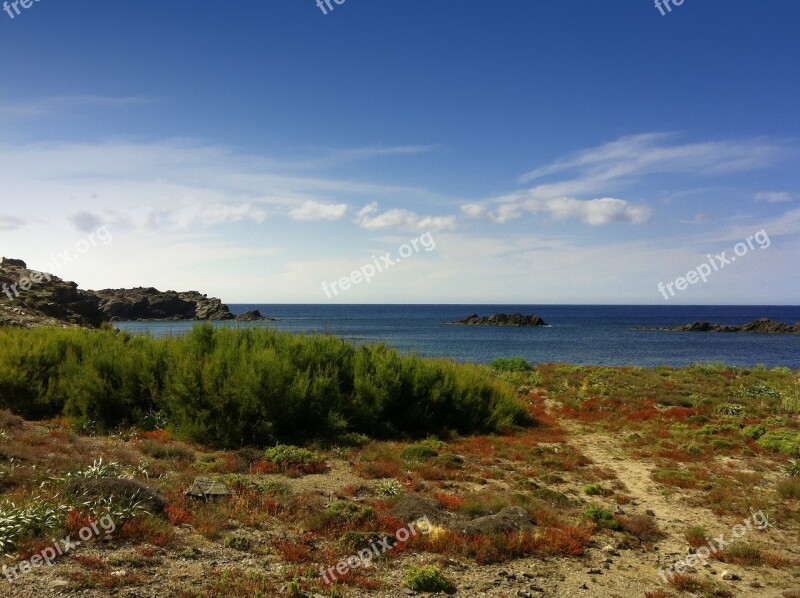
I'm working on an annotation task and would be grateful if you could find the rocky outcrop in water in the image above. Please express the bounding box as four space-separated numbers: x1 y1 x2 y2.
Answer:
642 318 800 334
452 313 547 327
234 310 276 322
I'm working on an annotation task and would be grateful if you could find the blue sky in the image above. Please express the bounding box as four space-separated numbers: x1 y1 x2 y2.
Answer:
1 0 798 304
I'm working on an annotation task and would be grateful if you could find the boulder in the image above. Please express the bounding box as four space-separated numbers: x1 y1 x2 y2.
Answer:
455 506 534 535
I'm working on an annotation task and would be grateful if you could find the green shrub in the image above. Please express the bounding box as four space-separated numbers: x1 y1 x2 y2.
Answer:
689 362 731 373
264 445 325 474
490 357 532 372
0 325 531 448
777 477 800 499
401 444 439 462
223 534 252 551
716 403 745 417
582 483 605 496
320 501 375 528
741 425 767 440
580 505 621 530
757 430 800 455
785 459 800 477
403 565 456 594
733 383 782 401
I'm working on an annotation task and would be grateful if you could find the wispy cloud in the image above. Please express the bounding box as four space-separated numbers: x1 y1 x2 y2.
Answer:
0 215 26 232
519 133 786 184
0 95 153 119
755 191 793 203
290 200 349 221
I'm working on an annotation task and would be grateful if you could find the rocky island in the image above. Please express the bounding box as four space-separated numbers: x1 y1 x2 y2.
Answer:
452 313 548 327
640 318 800 334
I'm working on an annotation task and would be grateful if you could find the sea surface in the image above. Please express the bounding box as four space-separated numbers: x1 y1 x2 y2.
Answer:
115 305 800 368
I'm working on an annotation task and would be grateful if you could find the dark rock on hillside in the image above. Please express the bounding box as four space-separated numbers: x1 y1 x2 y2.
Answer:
456 506 534 535
641 318 800 334
1 258 27 268
453 313 548 327
234 309 277 322
0 258 105 328
92 288 234 321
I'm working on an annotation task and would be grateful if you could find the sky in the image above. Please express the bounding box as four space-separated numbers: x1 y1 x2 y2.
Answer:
0 0 798 304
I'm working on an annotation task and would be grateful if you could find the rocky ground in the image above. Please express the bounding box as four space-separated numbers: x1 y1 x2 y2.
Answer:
1 364 798 597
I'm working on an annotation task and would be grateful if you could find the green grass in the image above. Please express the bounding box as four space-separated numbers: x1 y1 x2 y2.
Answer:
0 325 531 448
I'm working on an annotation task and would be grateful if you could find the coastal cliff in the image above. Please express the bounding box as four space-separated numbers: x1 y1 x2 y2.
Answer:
1 257 235 327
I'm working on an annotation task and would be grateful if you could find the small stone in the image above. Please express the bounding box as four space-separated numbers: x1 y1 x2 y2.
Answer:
602 545 619 556
530 587 545 594
721 570 740 581
579 583 589 590
587 568 603 575
646 509 656 516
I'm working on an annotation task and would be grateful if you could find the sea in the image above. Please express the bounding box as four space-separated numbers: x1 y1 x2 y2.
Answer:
114 305 800 369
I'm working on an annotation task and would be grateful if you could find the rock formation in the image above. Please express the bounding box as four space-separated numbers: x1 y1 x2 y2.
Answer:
1 257 237 328
452 313 547 327
642 318 800 334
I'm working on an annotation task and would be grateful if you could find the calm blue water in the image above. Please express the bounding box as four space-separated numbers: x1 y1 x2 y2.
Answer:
115 305 800 368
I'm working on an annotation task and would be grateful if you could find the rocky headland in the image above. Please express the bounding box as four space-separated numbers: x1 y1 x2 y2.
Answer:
0 257 253 328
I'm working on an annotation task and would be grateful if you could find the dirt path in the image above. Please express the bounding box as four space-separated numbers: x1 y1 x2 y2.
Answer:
553 415 792 598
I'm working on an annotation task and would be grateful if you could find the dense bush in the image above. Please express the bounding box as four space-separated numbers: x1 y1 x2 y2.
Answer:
757 429 800 455
490 357 532 372
0 325 530 447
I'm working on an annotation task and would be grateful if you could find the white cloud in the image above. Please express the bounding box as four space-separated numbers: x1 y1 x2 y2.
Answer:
461 196 650 226
460 204 486 218
542 197 651 226
289 200 348 221
460 134 790 228
355 202 456 232
755 191 793 203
